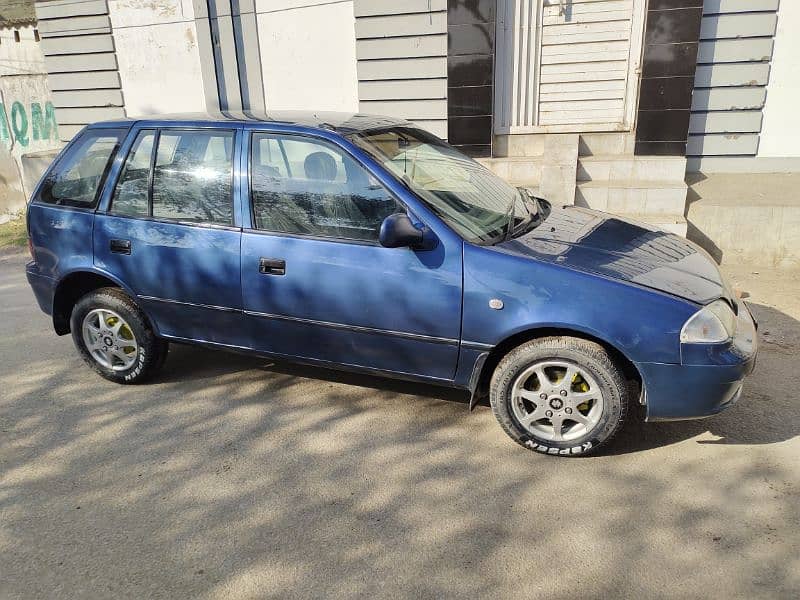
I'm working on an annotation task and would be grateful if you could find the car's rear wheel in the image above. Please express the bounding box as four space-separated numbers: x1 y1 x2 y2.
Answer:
70 288 168 384
490 336 629 456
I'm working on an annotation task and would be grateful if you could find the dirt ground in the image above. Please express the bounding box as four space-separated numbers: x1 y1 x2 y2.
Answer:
1 250 798 599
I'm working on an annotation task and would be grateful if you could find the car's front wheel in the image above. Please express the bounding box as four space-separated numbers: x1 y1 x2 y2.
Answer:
490 336 629 456
70 287 168 384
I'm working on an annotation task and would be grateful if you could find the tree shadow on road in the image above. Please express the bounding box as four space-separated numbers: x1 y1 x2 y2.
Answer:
2 255 799 598
158 299 800 458
158 344 471 406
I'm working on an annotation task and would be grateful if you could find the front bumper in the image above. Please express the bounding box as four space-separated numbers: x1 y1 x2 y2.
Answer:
639 301 758 421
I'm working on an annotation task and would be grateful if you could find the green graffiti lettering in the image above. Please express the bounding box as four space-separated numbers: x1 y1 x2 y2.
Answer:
31 103 44 140
0 103 9 146
31 102 58 141
45 102 59 140
11 101 29 146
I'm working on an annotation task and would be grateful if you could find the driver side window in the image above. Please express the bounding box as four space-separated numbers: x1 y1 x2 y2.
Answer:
250 133 401 242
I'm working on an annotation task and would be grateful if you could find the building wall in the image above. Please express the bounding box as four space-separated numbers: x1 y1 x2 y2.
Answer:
686 0 778 171
35 0 124 141
0 72 57 160
0 22 45 76
0 25 59 158
758 0 800 161
108 0 206 116
258 0 358 112
0 23 62 214
354 0 448 139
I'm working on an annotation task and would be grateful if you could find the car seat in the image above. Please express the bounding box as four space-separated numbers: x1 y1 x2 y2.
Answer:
304 151 371 238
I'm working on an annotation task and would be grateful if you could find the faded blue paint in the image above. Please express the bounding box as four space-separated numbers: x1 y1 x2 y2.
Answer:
24 112 759 424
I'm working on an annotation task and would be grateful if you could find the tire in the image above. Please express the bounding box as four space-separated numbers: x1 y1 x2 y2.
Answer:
70 287 168 384
490 336 629 456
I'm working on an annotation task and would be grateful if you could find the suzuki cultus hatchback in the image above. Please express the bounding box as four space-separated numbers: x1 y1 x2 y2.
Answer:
25 112 758 456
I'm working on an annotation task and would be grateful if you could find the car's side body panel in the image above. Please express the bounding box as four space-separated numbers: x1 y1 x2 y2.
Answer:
27 204 95 284
237 123 464 380
461 242 698 365
26 125 132 320
90 122 245 346
240 231 463 380
93 216 244 346
26 124 131 285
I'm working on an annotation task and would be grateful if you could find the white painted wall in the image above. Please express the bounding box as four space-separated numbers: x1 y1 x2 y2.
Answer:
0 25 45 77
256 0 358 112
0 26 59 212
758 1 800 158
0 25 53 158
109 0 207 116
1 74 59 159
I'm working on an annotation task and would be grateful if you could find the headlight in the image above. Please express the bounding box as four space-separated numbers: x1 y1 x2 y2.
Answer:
680 299 737 344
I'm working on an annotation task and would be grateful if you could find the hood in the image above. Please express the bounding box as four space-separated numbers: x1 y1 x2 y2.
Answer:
497 204 732 305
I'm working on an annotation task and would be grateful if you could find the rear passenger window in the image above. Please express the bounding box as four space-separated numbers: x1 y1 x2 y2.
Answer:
250 133 401 242
39 129 124 208
110 130 154 217
109 128 235 226
152 130 234 225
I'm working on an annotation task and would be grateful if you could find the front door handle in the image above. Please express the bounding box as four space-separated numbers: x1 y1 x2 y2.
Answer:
259 257 285 275
110 239 131 255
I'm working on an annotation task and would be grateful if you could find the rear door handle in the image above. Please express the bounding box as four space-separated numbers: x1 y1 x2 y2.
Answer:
259 257 285 275
110 239 131 255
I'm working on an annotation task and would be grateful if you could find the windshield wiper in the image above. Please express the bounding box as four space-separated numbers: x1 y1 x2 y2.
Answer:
500 195 517 242
506 188 545 239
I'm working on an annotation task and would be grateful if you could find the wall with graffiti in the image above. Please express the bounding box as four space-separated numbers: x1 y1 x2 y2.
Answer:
0 25 63 216
0 99 57 149
0 74 60 158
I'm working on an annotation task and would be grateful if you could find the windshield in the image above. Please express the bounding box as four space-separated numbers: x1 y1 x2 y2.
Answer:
348 127 533 244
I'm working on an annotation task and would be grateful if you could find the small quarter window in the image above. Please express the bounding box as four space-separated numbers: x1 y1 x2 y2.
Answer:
151 129 235 225
39 129 124 208
110 129 155 217
250 133 401 242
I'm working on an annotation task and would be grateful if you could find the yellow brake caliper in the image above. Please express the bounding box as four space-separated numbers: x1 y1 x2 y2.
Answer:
105 316 133 352
570 372 591 412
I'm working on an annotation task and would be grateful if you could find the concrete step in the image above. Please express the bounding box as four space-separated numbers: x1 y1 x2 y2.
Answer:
577 155 687 183
578 132 636 157
477 156 542 186
492 134 545 158
575 180 688 215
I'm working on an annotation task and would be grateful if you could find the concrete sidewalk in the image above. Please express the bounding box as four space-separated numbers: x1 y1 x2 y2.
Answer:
0 250 798 599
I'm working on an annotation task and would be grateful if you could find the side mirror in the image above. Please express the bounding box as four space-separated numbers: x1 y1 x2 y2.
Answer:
379 213 433 249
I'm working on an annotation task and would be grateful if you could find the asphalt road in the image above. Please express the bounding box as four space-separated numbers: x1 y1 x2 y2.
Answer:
1 249 798 599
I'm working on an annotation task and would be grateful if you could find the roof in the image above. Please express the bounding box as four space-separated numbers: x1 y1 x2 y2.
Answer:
98 110 416 134
0 0 36 28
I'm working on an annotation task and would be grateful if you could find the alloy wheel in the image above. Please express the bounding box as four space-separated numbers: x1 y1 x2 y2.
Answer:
81 308 139 371
511 359 604 442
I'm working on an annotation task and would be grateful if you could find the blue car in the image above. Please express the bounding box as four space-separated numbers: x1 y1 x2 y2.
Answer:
25 112 758 456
